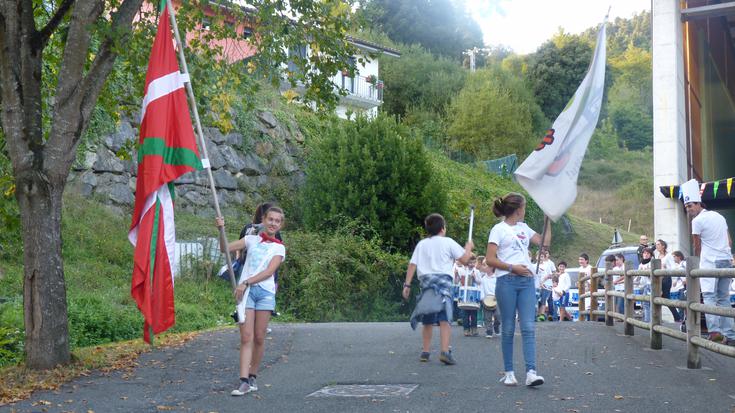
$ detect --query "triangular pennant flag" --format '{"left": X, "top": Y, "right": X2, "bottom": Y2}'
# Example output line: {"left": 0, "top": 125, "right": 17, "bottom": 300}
{"left": 728, "top": 178, "right": 733, "bottom": 196}
{"left": 700, "top": 183, "right": 706, "bottom": 196}
{"left": 129, "top": 3, "right": 202, "bottom": 344}
{"left": 713, "top": 180, "right": 720, "bottom": 198}
{"left": 669, "top": 186, "right": 674, "bottom": 199}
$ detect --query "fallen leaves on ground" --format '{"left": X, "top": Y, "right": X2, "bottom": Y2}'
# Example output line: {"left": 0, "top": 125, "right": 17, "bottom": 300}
{"left": 614, "top": 395, "right": 624, "bottom": 400}
{"left": 0, "top": 329, "right": 206, "bottom": 405}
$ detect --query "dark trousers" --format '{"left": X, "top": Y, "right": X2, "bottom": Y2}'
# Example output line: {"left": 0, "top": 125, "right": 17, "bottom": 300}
{"left": 482, "top": 302, "right": 500, "bottom": 333}
{"left": 462, "top": 309, "right": 478, "bottom": 329}
{"left": 662, "top": 277, "right": 682, "bottom": 321}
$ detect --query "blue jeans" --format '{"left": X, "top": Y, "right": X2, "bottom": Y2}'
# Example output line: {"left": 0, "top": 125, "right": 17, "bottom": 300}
{"left": 642, "top": 285, "right": 651, "bottom": 322}
{"left": 702, "top": 260, "right": 735, "bottom": 339}
{"left": 496, "top": 275, "right": 537, "bottom": 372}
{"left": 615, "top": 292, "right": 625, "bottom": 315}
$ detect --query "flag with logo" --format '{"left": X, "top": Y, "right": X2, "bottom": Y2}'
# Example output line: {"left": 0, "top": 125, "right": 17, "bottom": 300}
{"left": 129, "top": 2, "right": 202, "bottom": 343}
{"left": 514, "top": 17, "right": 607, "bottom": 222}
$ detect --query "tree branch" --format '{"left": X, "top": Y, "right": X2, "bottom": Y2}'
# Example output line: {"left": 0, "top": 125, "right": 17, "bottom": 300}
{"left": 35, "top": 0, "right": 76, "bottom": 49}
{"left": 47, "top": 0, "right": 143, "bottom": 174}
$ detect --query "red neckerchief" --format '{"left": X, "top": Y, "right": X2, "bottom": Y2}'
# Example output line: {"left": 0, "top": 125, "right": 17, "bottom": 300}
{"left": 260, "top": 232, "right": 283, "bottom": 245}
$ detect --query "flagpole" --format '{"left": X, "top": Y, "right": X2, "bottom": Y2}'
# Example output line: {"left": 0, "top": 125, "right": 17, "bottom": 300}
{"left": 165, "top": 0, "right": 238, "bottom": 294}
{"left": 535, "top": 216, "right": 551, "bottom": 275}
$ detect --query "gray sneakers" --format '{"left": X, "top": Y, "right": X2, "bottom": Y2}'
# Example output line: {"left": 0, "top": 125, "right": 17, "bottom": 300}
{"left": 231, "top": 377, "right": 258, "bottom": 396}
{"left": 439, "top": 351, "right": 456, "bottom": 365}
{"left": 231, "top": 381, "right": 252, "bottom": 396}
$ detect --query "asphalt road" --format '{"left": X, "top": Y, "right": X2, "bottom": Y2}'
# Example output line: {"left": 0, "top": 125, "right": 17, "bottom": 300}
{"left": 3, "top": 321, "right": 735, "bottom": 413}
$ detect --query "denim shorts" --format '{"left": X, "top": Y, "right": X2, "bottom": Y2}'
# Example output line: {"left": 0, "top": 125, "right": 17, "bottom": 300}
{"left": 422, "top": 309, "right": 449, "bottom": 326}
{"left": 558, "top": 292, "right": 570, "bottom": 307}
{"left": 246, "top": 285, "right": 276, "bottom": 311}
{"left": 538, "top": 288, "right": 552, "bottom": 305}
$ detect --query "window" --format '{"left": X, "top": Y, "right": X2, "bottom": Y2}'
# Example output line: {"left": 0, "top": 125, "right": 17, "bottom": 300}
{"left": 287, "top": 45, "right": 308, "bottom": 74}
{"left": 341, "top": 57, "right": 356, "bottom": 93}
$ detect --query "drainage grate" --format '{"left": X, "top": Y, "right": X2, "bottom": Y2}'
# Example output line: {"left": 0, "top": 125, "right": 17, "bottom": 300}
{"left": 307, "top": 384, "right": 419, "bottom": 398}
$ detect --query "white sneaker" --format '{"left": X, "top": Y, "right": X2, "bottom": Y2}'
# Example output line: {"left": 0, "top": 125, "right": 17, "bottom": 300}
{"left": 499, "top": 371, "right": 517, "bottom": 386}
{"left": 525, "top": 369, "right": 544, "bottom": 387}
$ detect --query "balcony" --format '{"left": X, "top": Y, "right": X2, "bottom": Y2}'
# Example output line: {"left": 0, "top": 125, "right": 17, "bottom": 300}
{"left": 336, "top": 74, "right": 383, "bottom": 109}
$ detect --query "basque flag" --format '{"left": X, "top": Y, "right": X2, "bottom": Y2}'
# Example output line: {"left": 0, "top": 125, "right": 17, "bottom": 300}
{"left": 129, "top": 2, "right": 202, "bottom": 343}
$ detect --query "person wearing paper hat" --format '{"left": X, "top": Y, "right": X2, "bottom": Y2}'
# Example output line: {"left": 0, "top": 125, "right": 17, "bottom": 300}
{"left": 682, "top": 179, "right": 735, "bottom": 344}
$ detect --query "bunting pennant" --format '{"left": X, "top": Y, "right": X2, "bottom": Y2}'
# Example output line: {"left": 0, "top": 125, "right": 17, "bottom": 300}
{"left": 728, "top": 178, "right": 733, "bottom": 196}
{"left": 713, "top": 180, "right": 720, "bottom": 198}
{"left": 669, "top": 186, "right": 674, "bottom": 199}
{"left": 129, "top": 3, "right": 202, "bottom": 344}
{"left": 700, "top": 183, "right": 706, "bottom": 196}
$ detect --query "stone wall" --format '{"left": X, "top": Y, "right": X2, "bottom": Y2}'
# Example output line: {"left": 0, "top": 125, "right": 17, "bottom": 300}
{"left": 67, "top": 110, "right": 306, "bottom": 215}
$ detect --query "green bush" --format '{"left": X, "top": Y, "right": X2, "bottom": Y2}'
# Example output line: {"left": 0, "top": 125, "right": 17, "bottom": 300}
{"left": 379, "top": 44, "right": 467, "bottom": 116}
{"left": 302, "top": 114, "right": 446, "bottom": 251}
{"left": 0, "top": 298, "right": 23, "bottom": 367}
{"left": 446, "top": 66, "right": 548, "bottom": 161}
{"left": 67, "top": 294, "right": 141, "bottom": 348}
{"left": 278, "top": 230, "right": 408, "bottom": 321}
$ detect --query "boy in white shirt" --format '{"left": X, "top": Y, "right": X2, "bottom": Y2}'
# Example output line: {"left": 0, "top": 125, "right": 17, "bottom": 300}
{"left": 477, "top": 256, "right": 500, "bottom": 338}
{"left": 553, "top": 262, "right": 572, "bottom": 321}
{"left": 403, "top": 213, "right": 474, "bottom": 364}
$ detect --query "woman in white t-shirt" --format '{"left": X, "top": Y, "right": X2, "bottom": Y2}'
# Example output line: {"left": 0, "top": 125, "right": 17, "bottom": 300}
{"left": 637, "top": 248, "right": 653, "bottom": 322}
{"left": 655, "top": 239, "right": 682, "bottom": 322}
{"left": 216, "top": 207, "right": 286, "bottom": 396}
{"left": 485, "top": 193, "right": 550, "bottom": 387}
{"left": 612, "top": 254, "right": 626, "bottom": 315}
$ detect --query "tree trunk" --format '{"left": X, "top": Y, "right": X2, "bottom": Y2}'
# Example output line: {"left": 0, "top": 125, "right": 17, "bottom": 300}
{"left": 17, "top": 171, "right": 70, "bottom": 368}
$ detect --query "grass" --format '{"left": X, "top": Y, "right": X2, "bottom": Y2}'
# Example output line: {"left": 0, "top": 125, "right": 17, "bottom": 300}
{"left": 0, "top": 195, "right": 239, "bottom": 368}
{"left": 573, "top": 149, "right": 654, "bottom": 236}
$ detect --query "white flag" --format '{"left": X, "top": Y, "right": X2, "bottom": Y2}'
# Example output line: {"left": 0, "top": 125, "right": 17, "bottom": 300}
{"left": 514, "top": 17, "right": 607, "bottom": 222}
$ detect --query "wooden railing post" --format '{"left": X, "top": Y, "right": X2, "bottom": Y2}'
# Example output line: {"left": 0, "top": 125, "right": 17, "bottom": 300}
{"left": 605, "top": 261, "right": 614, "bottom": 327}
{"left": 686, "top": 257, "right": 701, "bottom": 369}
{"left": 590, "top": 274, "right": 599, "bottom": 322}
{"left": 578, "top": 275, "right": 587, "bottom": 321}
{"left": 650, "top": 259, "right": 662, "bottom": 349}
{"left": 624, "top": 261, "right": 635, "bottom": 336}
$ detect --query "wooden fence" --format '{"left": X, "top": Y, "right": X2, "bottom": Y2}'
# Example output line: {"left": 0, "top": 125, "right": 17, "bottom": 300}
{"left": 577, "top": 257, "right": 735, "bottom": 368}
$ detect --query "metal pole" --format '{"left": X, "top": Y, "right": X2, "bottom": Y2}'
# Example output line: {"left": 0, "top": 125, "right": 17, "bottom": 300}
{"left": 535, "top": 216, "right": 550, "bottom": 274}
{"left": 166, "top": 0, "right": 238, "bottom": 293}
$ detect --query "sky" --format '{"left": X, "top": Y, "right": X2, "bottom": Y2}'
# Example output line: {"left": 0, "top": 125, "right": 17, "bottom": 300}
{"left": 465, "top": 0, "right": 650, "bottom": 54}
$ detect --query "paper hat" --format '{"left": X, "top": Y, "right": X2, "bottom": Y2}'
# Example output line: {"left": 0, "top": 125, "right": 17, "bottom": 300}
{"left": 680, "top": 179, "right": 701, "bottom": 204}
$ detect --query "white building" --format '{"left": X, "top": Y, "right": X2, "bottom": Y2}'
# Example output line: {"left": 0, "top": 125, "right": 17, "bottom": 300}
{"left": 285, "top": 36, "right": 400, "bottom": 119}
{"left": 652, "top": 0, "right": 735, "bottom": 255}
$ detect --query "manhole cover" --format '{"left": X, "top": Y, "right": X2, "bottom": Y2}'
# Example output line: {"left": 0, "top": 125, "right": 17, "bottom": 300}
{"left": 307, "top": 384, "right": 418, "bottom": 398}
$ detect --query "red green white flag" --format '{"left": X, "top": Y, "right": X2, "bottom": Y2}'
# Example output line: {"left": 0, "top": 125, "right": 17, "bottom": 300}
{"left": 129, "top": 2, "right": 202, "bottom": 344}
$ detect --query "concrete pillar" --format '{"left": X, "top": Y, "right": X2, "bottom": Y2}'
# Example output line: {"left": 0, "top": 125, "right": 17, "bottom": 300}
{"left": 652, "top": 0, "right": 691, "bottom": 256}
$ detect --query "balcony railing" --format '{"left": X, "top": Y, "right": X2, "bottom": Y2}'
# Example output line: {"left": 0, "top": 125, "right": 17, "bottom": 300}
{"left": 336, "top": 74, "right": 383, "bottom": 102}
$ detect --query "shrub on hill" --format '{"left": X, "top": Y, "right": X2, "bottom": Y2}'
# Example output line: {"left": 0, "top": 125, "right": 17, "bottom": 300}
{"left": 278, "top": 229, "right": 408, "bottom": 321}
{"left": 302, "top": 114, "right": 446, "bottom": 251}
{"left": 446, "top": 66, "right": 547, "bottom": 161}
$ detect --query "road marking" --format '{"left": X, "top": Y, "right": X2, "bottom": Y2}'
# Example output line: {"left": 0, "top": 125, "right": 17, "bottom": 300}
{"left": 307, "top": 384, "right": 419, "bottom": 398}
